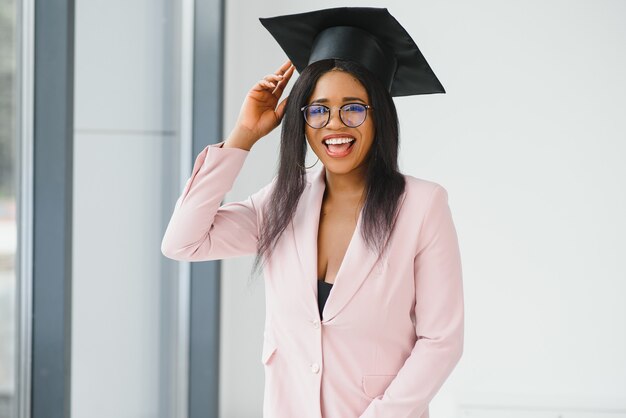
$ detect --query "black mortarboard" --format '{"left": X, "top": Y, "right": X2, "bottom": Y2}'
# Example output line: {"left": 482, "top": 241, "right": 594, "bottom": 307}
{"left": 259, "top": 7, "right": 445, "bottom": 97}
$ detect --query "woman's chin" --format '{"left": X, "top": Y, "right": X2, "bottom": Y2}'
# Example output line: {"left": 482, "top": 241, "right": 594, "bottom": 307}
{"left": 323, "top": 162, "right": 366, "bottom": 177}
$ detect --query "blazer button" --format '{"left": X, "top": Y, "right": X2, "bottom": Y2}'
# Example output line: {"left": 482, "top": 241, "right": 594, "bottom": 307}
{"left": 312, "top": 319, "right": 320, "bottom": 329}
{"left": 310, "top": 363, "right": 320, "bottom": 374}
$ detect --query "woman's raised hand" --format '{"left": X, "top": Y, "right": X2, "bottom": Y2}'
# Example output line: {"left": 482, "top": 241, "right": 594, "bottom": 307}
{"left": 226, "top": 60, "right": 296, "bottom": 149}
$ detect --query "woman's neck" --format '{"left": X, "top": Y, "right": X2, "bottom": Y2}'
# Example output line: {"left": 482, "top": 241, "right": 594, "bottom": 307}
{"left": 323, "top": 166, "right": 367, "bottom": 202}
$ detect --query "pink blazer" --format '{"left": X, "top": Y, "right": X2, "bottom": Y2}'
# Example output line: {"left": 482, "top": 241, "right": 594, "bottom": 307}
{"left": 161, "top": 140, "right": 464, "bottom": 418}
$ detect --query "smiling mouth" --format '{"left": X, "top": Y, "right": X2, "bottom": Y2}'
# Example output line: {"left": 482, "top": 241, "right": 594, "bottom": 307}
{"left": 322, "top": 138, "right": 356, "bottom": 157}
{"left": 323, "top": 140, "right": 355, "bottom": 149}
{"left": 323, "top": 137, "right": 356, "bottom": 149}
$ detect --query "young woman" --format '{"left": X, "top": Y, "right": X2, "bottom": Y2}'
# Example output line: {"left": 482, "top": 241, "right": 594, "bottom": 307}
{"left": 162, "top": 7, "right": 464, "bottom": 418}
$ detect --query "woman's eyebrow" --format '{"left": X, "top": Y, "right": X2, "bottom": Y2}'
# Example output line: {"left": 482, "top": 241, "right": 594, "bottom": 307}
{"left": 310, "top": 96, "right": 367, "bottom": 103}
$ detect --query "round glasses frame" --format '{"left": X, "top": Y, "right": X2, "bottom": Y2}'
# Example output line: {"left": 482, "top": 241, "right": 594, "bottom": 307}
{"left": 300, "top": 103, "right": 374, "bottom": 129}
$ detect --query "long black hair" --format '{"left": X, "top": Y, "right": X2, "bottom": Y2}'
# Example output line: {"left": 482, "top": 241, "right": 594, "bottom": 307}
{"left": 248, "top": 59, "right": 406, "bottom": 281}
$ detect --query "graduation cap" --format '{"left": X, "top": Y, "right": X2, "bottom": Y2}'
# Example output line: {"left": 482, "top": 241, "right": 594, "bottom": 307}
{"left": 259, "top": 7, "right": 445, "bottom": 97}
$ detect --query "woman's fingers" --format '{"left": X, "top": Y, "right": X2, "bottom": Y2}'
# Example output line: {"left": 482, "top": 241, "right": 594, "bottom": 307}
{"left": 253, "top": 63, "right": 294, "bottom": 95}
{"left": 275, "top": 96, "right": 289, "bottom": 121}
{"left": 263, "top": 74, "right": 284, "bottom": 83}
{"left": 248, "top": 62, "right": 294, "bottom": 115}
{"left": 271, "top": 64, "right": 295, "bottom": 98}
{"left": 251, "top": 78, "right": 276, "bottom": 92}
{"left": 262, "top": 79, "right": 276, "bottom": 88}
{"left": 274, "top": 59, "right": 292, "bottom": 76}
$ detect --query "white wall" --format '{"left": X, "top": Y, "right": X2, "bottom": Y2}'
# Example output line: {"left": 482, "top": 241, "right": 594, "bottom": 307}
{"left": 72, "top": 0, "right": 181, "bottom": 417}
{"left": 221, "top": 0, "right": 626, "bottom": 416}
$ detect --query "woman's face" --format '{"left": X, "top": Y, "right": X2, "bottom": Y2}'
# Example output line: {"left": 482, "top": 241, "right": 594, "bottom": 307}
{"left": 304, "top": 69, "right": 375, "bottom": 176}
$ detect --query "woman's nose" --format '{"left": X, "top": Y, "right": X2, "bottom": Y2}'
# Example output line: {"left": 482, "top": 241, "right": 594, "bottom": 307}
{"left": 326, "top": 109, "right": 344, "bottom": 129}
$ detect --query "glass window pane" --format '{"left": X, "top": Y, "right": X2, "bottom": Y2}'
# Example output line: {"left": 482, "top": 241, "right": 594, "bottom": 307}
{"left": 0, "top": 0, "right": 17, "bottom": 416}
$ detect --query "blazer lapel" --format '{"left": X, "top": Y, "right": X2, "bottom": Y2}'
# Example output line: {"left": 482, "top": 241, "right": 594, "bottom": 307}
{"left": 291, "top": 165, "right": 384, "bottom": 322}
{"left": 291, "top": 167, "right": 324, "bottom": 315}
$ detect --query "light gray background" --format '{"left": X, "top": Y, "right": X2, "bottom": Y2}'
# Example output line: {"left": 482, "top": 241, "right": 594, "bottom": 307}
{"left": 70, "top": 0, "right": 626, "bottom": 417}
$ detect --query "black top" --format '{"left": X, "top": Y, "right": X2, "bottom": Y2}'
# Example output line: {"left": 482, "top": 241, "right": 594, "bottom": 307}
{"left": 317, "top": 280, "right": 333, "bottom": 320}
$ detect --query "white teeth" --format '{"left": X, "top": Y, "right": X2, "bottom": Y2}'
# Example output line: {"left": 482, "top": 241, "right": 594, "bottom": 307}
{"left": 324, "top": 137, "right": 355, "bottom": 145}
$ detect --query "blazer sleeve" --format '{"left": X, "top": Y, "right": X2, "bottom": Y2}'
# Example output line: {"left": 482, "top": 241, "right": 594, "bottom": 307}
{"left": 161, "top": 140, "right": 275, "bottom": 261}
{"left": 359, "top": 184, "right": 464, "bottom": 418}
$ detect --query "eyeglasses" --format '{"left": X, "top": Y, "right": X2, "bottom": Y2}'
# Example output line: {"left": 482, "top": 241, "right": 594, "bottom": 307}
{"left": 300, "top": 103, "right": 373, "bottom": 129}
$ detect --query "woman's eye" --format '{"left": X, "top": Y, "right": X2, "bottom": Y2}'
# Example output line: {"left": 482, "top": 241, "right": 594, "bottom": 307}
{"left": 343, "top": 104, "right": 365, "bottom": 113}
{"left": 309, "top": 106, "right": 327, "bottom": 115}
